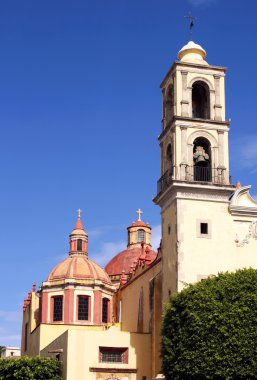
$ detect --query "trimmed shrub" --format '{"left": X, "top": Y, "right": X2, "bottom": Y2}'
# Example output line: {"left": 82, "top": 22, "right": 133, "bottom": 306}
{"left": 0, "top": 356, "right": 62, "bottom": 380}
{"left": 161, "top": 268, "right": 257, "bottom": 380}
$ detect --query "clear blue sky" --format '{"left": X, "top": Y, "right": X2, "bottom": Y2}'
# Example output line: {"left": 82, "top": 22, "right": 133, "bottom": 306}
{"left": 1, "top": 0, "right": 257, "bottom": 347}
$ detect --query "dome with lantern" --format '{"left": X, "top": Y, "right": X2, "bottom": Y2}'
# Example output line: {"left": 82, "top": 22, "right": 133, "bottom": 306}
{"left": 105, "top": 209, "right": 157, "bottom": 284}
{"left": 39, "top": 210, "right": 114, "bottom": 326}
{"left": 47, "top": 213, "right": 111, "bottom": 285}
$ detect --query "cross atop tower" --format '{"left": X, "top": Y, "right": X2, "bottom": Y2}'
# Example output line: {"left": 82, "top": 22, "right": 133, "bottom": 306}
{"left": 184, "top": 12, "right": 196, "bottom": 39}
{"left": 136, "top": 208, "right": 143, "bottom": 221}
{"left": 77, "top": 208, "right": 82, "bottom": 219}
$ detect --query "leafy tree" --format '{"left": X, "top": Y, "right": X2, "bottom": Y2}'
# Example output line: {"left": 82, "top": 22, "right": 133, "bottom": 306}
{"left": 0, "top": 348, "right": 4, "bottom": 358}
{"left": 161, "top": 268, "right": 257, "bottom": 380}
{"left": 0, "top": 356, "right": 62, "bottom": 380}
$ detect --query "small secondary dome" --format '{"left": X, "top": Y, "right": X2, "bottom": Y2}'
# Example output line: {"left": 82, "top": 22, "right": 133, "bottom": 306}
{"left": 105, "top": 209, "right": 157, "bottom": 280}
{"left": 178, "top": 41, "right": 208, "bottom": 65}
{"left": 105, "top": 246, "right": 157, "bottom": 277}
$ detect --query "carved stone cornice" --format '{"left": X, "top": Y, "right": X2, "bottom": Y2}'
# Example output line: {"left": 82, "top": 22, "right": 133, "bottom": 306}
{"left": 154, "top": 180, "right": 234, "bottom": 210}
{"left": 229, "top": 185, "right": 257, "bottom": 217}
{"left": 160, "top": 61, "right": 226, "bottom": 88}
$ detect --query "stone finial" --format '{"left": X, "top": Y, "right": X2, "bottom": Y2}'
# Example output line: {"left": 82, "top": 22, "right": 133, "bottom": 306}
{"left": 120, "top": 270, "right": 127, "bottom": 285}
{"left": 139, "top": 243, "right": 146, "bottom": 265}
{"left": 236, "top": 181, "right": 242, "bottom": 189}
{"left": 133, "top": 260, "right": 138, "bottom": 271}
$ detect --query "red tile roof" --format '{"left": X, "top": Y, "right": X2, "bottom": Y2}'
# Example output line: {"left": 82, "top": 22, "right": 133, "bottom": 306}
{"left": 105, "top": 246, "right": 157, "bottom": 276}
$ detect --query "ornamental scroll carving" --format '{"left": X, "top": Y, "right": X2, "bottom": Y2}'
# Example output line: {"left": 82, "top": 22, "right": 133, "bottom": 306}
{"left": 235, "top": 222, "right": 257, "bottom": 247}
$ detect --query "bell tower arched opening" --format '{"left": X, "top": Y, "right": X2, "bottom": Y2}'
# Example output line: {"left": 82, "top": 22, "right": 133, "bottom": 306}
{"left": 193, "top": 137, "right": 211, "bottom": 182}
{"left": 165, "top": 84, "right": 174, "bottom": 125}
{"left": 164, "top": 144, "right": 173, "bottom": 174}
{"left": 192, "top": 81, "right": 210, "bottom": 119}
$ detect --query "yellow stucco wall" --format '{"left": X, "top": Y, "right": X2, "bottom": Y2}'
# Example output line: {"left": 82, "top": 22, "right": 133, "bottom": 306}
{"left": 40, "top": 331, "right": 68, "bottom": 379}
{"left": 41, "top": 325, "right": 151, "bottom": 380}
{"left": 118, "top": 260, "right": 162, "bottom": 377}
{"left": 160, "top": 189, "right": 257, "bottom": 301}
{"left": 161, "top": 202, "right": 177, "bottom": 303}
{"left": 176, "top": 196, "right": 257, "bottom": 291}
{"left": 151, "top": 272, "right": 163, "bottom": 377}
{"left": 22, "top": 317, "right": 105, "bottom": 357}
{"left": 21, "top": 292, "right": 40, "bottom": 356}
{"left": 119, "top": 261, "right": 161, "bottom": 334}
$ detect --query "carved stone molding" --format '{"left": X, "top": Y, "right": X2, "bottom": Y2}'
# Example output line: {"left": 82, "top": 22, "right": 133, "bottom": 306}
{"left": 235, "top": 222, "right": 257, "bottom": 247}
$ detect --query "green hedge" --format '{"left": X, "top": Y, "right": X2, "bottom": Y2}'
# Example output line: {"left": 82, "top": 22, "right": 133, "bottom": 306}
{"left": 161, "top": 268, "right": 257, "bottom": 380}
{"left": 0, "top": 357, "right": 62, "bottom": 380}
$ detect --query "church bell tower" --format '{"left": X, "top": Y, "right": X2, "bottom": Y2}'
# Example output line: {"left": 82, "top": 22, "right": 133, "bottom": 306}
{"left": 154, "top": 41, "right": 235, "bottom": 302}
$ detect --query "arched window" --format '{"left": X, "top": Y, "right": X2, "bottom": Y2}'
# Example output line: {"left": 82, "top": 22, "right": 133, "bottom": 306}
{"left": 193, "top": 137, "right": 211, "bottom": 182}
{"left": 165, "top": 84, "right": 174, "bottom": 123}
{"left": 137, "top": 229, "right": 145, "bottom": 243}
{"left": 77, "top": 239, "right": 82, "bottom": 251}
{"left": 192, "top": 81, "right": 210, "bottom": 119}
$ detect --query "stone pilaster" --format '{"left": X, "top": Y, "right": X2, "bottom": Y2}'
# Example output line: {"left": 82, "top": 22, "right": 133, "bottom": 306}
{"left": 180, "top": 126, "right": 187, "bottom": 164}
{"left": 180, "top": 71, "right": 189, "bottom": 117}
{"left": 217, "top": 130, "right": 224, "bottom": 167}
{"left": 214, "top": 75, "right": 222, "bottom": 121}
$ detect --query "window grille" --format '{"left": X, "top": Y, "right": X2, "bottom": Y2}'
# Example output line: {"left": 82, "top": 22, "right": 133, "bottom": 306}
{"left": 102, "top": 298, "right": 108, "bottom": 323}
{"left": 77, "top": 239, "right": 82, "bottom": 251}
{"left": 78, "top": 296, "right": 89, "bottom": 320}
{"left": 53, "top": 296, "right": 63, "bottom": 321}
{"left": 137, "top": 229, "right": 145, "bottom": 243}
{"left": 99, "top": 347, "right": 128, "bottom": 363}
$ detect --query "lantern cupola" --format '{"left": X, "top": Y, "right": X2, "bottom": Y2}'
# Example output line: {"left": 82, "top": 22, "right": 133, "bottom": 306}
{"left": 69, "top": 209, "right": 88, "bottom": 256}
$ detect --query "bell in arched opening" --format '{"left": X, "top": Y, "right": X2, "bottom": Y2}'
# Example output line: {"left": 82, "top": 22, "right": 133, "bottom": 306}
{"left": 192, "top": 81, "right": 210, "bottom": 119}
{"left": 193, "top": 137, "right": 211, "bottom": 182}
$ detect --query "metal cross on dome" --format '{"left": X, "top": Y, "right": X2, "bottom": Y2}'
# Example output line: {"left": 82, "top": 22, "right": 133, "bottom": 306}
{"left": 184, "top": 12, "right": 196, "bottom": 39}
{"left": 136, "top": 208, "right": 143, "bottom": 221}
{"left": 77, "top": 208, "right": 82, "bottom": 218}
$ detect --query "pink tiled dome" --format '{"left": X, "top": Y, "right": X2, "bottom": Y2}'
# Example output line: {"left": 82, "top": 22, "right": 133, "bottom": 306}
{"left": 48, "top": 255, "right": 111, "bottom": 284}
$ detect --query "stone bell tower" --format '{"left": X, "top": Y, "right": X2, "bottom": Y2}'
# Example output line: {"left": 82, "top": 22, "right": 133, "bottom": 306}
{"left": 154, "top": 41, "right": 235, "bottom": 302}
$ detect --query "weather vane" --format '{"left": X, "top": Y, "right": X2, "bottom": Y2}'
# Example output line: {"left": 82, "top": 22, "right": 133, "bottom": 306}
{"left": 184, "top": 12, "right": 196, "bottom": 40}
